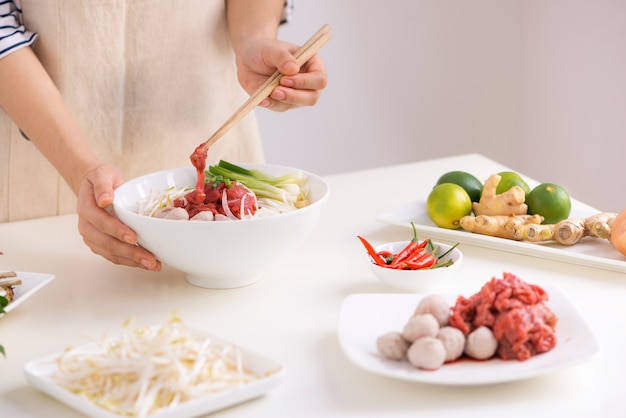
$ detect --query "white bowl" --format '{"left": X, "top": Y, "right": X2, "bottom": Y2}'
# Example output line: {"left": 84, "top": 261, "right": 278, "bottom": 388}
{"left": 113, "top": 164, "right": 329, "bottom": 289}
{"left": 365, "top": 241, "right": 463, "bottom": 293}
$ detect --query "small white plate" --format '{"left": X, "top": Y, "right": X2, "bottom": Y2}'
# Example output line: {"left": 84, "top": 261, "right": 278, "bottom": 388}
{"left": 24, "top": 330, "right": 285, "bottom": 418}
{"left": 2, "top": 272, "right": 55, "bottom": 313}
{"left": 376, "top": 198, "right": 626, "bottom": 273}
{"left": 337, "top": 287, "right": 598, "bottom": 385}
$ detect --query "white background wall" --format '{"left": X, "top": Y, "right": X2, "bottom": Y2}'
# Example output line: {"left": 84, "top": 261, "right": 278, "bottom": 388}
{"left": 258, "top": 0, "right": 626, "bottom": 212}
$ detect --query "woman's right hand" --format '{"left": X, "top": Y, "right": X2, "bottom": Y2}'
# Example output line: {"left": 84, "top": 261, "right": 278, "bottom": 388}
{"left": 76, "top": 164, "right": 162, "bottom": 272}
{"left": 234, "top": 38, "right": 328, "bottom": 112}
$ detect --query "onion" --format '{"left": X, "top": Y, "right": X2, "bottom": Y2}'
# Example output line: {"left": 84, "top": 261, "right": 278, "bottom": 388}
{"left": 609, "top": 208, "right": 626, "bottom": 256}
{"left": 221, "top": 189, "right": 239, "bottom": 220}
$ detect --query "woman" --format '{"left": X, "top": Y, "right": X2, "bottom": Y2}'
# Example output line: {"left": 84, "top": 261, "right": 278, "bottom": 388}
{"left": 0, "top": 0, "right": 327, "bottom": 272}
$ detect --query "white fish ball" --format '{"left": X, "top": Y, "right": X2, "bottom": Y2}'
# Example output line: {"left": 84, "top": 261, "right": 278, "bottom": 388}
{"left": 407, "top": 336, "right": 447, "bottom": 370}
{"left": 415, "top": 294, "right": 450, "bottom": 327}
{"left": 465, "top": 326, "right": 498, "bottom": 360}
{"left": 402, "top": 313, "right": 439, "bottom": 343}
{"left": 436, "top": 326, "right": 466, "bottom": 362}
{"left": 191, "top": 211, "right": 215, "bottom": 221}
{"left": 153, "top": 207, "right": 174, "bottom": 218}
{"left": 155, "top": 207, "right": 189, "bottom": 220}
{"left": 376, "top": 331, "right": 410, "bottom": 361}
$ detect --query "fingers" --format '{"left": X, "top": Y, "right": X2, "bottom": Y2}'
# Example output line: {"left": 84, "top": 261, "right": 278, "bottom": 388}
{"left": 78, "top": 213, "right": 162, "bottom": 271}
{"left": 88, "top": 163, "right": 120, "bottom": 208}
{"left": 76, "top": 165, "right": 162, "bottom": 272}
{"left": 271, "top": 47, "right": 300, "bottom": 76}
{"left": 263, "top": 54, "right": 328, "bottom": 112}
{"left": 282, "top": 54, "right": 328, "bottom": 90}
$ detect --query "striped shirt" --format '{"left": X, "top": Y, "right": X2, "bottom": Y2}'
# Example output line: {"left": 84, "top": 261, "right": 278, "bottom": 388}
{"left": 281, "top": 0, "right": 294, "bottom": 24}
{"left": 0, "top": 0, "right": 36, "bottom": 59}
{"left": 0, "top": 0, "right": 294, "bottom": 60}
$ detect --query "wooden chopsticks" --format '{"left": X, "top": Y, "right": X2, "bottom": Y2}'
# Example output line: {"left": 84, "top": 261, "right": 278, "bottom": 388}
{"left": 196, "top": 24, "right": 332, "bottom": 153}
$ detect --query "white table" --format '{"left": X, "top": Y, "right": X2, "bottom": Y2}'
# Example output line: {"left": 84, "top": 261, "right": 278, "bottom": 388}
{"left": 1, "top": 154, "right": 624, "bottom": 418}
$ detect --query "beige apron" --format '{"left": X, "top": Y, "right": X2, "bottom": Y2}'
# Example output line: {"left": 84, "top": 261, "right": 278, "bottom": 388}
{"left": 0, "top": 0, "right": 264, "bottom": 222}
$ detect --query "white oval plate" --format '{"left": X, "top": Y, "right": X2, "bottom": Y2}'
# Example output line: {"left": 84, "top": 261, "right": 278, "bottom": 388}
{"left": 337, "top": 287, "right": 598, "bottom": 385}
{"left": 376, "top": 198, "right": 626, "bottom": 274}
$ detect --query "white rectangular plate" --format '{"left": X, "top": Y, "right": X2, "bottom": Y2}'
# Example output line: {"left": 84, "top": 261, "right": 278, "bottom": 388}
{"left": 376, "top": 198, "right": 626, "bottom": 273}
{"left": 337, "top": 288, "right": 598, "bottom": 385}
{"left": 24, "top": 330, "right": 285, "bottom": 418}
{"left": 2, "top": 272, "right": 55, "bottom": 313}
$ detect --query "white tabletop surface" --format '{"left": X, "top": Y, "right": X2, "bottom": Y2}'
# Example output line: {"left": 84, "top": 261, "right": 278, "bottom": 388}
{"left": 1, "top": 153, "right": 625, "bottom": 418}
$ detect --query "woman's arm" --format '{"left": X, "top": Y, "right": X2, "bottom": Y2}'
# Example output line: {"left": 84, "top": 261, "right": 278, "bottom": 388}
{"left": 0, "top": 47, "right": 101, "bottom": 194}
{"left": 0, "top": 48, "right": 161, "bottom": 271}
{"left": 225, "top": 0, "right": 285, "bottom": 46}
{"left": 1, "top": 1, "right": 99, "bottom": 192}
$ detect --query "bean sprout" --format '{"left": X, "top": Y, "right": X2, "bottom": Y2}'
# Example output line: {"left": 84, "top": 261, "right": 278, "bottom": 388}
{"left": 54, "top": 316, "right": 258, "bottom": 417}
{"left": 136, "top": 186, "right": 191, "bottom": 218}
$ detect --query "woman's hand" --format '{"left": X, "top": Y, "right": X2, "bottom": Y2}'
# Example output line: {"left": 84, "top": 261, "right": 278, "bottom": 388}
{"left": 76, "top": 164, "right": 162, "bottom": 272}
{"left": 235, "top": 38, "right": 328, "bottom": 112}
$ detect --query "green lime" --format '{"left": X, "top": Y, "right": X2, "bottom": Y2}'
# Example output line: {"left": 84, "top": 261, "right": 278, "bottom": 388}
{"left": 526, "top": 183, "right": 572, "bottom": 224}
{"left": 435, "top": 171, "right": 482, "bottom": 203}
{"left": 427, "top": 183, "right": 473, "bottom": 229}
{"left": 495, "top": 171, "right": 531, "bottom": 199}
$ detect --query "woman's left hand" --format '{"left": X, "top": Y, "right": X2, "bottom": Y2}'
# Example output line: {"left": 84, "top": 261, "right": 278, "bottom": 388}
{"left": 76, "top": 164, "right": 162, "bottom": 272}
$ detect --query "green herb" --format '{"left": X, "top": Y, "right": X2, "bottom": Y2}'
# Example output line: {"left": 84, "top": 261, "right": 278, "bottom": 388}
{"left": 207, "top": 160, "right": 308, "bottom": 204}
{"left": 436, "top": 242, "right": 460, "bottom": 260}
{"left": 428, "top": 242, "right": 460, "bottom": 269}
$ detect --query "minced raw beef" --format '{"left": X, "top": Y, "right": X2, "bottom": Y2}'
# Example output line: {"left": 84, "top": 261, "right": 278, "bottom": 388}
{"left": 174, "top": 180, "right": 257, "bottom": 219}
{"left": 449, "top": 272, "right": 558, "bottom": 361}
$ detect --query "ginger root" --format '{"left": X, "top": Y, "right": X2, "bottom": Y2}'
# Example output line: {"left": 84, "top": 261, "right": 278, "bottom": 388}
{"left": 512, "top": 212, "right": 617, "bottom": 245}
{"left": 472, "top": 174, "right": 528, "bottom": 216}
{"left": 512, "top": 219, "right": 584, "bottom": 245}
{"left": 460, "top": 214, "right": 543, "bottom": 239}
{"left": 584, "top": 212, "right": 615, "bottom": 239}
{"left": 512, "top": 223, "right": 556, "bottom": 242}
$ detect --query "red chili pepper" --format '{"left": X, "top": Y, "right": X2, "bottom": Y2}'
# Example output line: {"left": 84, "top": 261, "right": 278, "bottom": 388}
{"left": 377, "top": 250, "right": 394, "bottom": 264}
{"left": 405, "top": 247, "right": 427, "bottom": 263}
{"left": 357, "top": 236, "right": 386, "bottom": 267}
{"left": 389, "top": 223, "right": 427, "bottom": 268}
{"left": 400, "top": 252, "right": 437, "bottom": 270}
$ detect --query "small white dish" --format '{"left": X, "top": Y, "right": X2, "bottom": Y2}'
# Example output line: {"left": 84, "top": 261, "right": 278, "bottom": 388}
{"left": 364, "top": 241, "right": 462, "bottom": 293}
{"left": 24, "top": 329, "right": 285, "bottom": 418}
{"left": 337, "top": 287, "right": 598, "bottom": 385}
{"left": 2, "top": 272, "right": 55, "bottom": 313}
